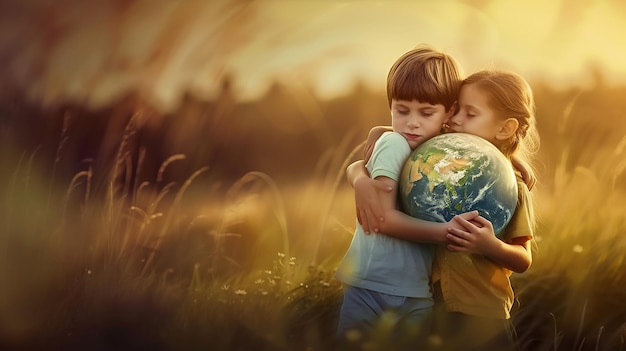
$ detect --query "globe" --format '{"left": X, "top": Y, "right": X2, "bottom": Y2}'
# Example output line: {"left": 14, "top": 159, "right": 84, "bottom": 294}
{"left": 399, "top": 133, "right": 518, "bottom": 238}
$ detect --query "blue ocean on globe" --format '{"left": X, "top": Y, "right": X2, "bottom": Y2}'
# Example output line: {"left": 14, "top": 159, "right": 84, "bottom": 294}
{"left": 399, "top": 133, "right": 518, "bottom": 238}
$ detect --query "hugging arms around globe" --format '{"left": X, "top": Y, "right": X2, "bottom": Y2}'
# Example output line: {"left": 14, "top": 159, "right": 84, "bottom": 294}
{"left": 398, "top": 133, "right": 518, "bottom": 239}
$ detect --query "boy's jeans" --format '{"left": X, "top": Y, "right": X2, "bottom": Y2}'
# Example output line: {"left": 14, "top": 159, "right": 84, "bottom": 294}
{"left": 337, "top": 285, "right": 433, "bottom": 339}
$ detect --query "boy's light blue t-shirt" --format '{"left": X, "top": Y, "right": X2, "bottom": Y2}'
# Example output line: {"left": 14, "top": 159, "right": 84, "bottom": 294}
{"left": 335, "top": 132, "right": 434, "bottom": 298}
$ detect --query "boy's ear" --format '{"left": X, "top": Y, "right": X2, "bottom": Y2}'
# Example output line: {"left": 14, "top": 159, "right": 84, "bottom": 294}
{"left": 448, "top": 101, "right": 458, "bottom": 117}
{"left": 495, "top": 118, "right": 519, "bottom": 140}
{"left": 444, "top": 104, "right": 456, "bottom": 120}
{"left": 453, "top": 101, "right": 459, "bottom": 115}
{"left": 441, "top": 107, "right": 455, "bottom": 130}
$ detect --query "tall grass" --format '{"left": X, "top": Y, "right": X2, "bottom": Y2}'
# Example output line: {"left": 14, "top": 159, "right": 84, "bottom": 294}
{"left": 0, "top": 122, "right": 349, "bottom": 350}
{"left": 511, "top": 150, "right": 626, "bottom": 351}
{"left": 1, "top": 91, "right": 625, "bottom": 350}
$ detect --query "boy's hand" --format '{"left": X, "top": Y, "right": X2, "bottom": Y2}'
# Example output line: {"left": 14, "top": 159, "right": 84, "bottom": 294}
{"left": 446, "top": 215, "right": 498, "bottom": 255}
{"left": 511, "top": 155, "right": 535, "bottom": 190}
{"left": 354, "top": 176, "right": 391, "bottom": 234}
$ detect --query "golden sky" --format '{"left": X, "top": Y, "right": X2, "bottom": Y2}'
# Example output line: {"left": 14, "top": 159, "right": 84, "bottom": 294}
{"left": 2, "top": 0, "right": 626, "bottom": 111}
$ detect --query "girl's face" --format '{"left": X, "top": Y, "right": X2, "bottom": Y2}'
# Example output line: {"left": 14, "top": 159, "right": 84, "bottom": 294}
{"left": 447, "top": 83, "right": 506, "bottom": 145}
{"left": 390, "top": 99, "right": 451, "bottom": 149}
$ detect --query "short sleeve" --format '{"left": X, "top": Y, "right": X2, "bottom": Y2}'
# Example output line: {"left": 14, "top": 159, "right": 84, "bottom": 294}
{"left": 502, "top": 176, "right": 534, "bottom": 241}
{"left": 366, "top": 132, "right": 412, "bottom": 182}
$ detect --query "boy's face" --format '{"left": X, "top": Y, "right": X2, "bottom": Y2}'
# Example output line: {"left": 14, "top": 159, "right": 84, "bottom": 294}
{"left": 391, "top": 99, "right": 451, "bottom": 149}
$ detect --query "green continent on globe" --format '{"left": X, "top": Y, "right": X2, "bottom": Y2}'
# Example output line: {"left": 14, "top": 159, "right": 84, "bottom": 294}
{"left": 399, "top": 133, "right": 518, "bottom": 238}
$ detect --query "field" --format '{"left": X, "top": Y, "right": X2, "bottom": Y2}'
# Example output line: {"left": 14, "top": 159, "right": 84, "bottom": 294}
{"left": 0, "top": 78, "right": 625, "bottom": 351}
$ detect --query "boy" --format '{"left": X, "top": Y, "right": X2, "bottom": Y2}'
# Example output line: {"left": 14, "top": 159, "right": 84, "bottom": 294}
{"left": 334, "top": 44, "right": 476, "bottom": 342}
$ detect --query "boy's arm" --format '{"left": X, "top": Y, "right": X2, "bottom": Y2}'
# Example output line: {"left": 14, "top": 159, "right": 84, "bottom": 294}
{"left": 446, "top": 216, "right": 532, "bottom": 273}
{"left": 373, "top": 175, "right": 478, "bottom": 244}
{"left": 511, "top": 155, "right": 535, "bottom": 190}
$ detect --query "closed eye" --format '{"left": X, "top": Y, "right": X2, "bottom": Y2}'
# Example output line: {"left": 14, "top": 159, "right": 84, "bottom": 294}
{"left": 395, "top": 108, "right": 410, "bottom": 115}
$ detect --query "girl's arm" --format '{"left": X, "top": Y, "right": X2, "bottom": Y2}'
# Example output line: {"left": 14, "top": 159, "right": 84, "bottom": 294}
{"left": 346, "top": 125, "right": 394, "bottom": 233}
{"left": 446, "top": 216, "right": 532, "bottom": 273}
{"left": 364, "top": 126, "right": 393, "bottom": 163}
{"left": 371, "top": 174, "right": 478, "bottom": 244}
{"left": 346, "top": 160, "right": 390, "bottom": 234}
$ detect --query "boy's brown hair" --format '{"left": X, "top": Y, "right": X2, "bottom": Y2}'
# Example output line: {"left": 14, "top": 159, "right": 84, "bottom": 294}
{"left": 386, "top": 44, "right": 463, "bottom": 113}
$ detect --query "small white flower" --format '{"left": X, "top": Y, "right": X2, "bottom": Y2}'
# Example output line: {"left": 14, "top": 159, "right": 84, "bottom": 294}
{"left": 277, "top": 252, "right": 286, "bottom": 258}
{"left": 573, "top": 245, "right": 583, "bottom": 253}
{"left": 254, "top": 279, "right": 265, "bottom": 284}
{"left": 234, "top": 289, "right": 247, "bottom": 295}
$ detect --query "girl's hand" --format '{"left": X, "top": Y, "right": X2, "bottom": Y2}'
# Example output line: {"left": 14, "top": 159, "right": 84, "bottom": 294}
{"left": 364, "top": 126, "right": 392, "bottom": 163}
{"left": 439, "top": 211, "right": 479, "bottom": 244}
{"left": 446, "top": 215, "right": 499, "bottom": 255}
{"left": 354, "top": 176, "right": 391, "bottom": 234}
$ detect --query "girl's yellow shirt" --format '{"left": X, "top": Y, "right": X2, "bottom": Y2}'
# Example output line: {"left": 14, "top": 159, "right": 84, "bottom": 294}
{"left": 431, "top": 172, "right": 534, "bottom": 319}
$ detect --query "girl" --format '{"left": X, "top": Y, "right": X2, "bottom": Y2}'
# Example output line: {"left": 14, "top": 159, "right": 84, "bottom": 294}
{"left": 349, "top": 69, "right": 540, "bottom": 350}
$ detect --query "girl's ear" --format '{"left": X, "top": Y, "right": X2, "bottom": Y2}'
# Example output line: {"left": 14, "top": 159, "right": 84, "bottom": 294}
{"left": 495, "top": 118, "right": 519, "bottom": 141}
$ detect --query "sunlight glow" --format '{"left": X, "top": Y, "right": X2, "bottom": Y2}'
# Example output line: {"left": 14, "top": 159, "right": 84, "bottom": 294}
{"left": 2, "top": 0, "right": 626, "bottom": 110}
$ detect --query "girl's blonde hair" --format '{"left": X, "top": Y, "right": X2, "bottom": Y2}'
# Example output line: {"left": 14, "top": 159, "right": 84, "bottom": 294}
{"left": 464, "top": 70, "right": 540, "bottom": 228}
{"left": 463, "top": 70, "right": 540, "bottom": 163}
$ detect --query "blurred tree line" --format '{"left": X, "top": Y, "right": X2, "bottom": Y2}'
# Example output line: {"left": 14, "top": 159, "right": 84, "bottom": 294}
{"left": 1, "top": 71, "right": 625, "bottom": 196}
